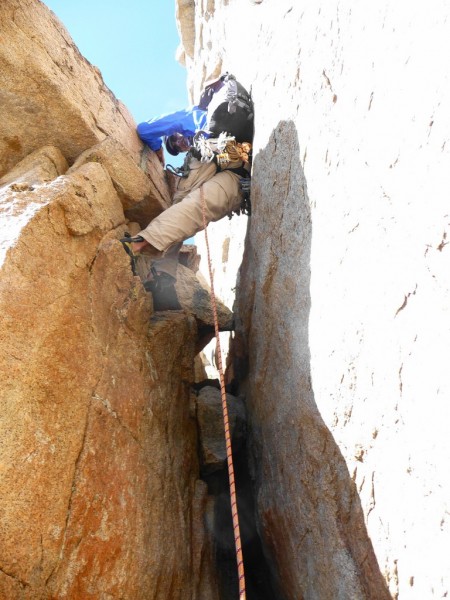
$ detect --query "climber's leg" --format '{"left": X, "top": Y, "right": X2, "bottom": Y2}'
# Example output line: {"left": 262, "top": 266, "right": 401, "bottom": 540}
{"left": 137, "top": 170, "right": 242, "bottom": 251}
{"left": 172, "top": 158, "right": 218, "bottom": 203}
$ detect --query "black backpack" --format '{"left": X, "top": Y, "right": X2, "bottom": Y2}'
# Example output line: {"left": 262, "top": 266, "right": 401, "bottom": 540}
{"left": 198, "top": 73, "right": 254, "bottom": 143}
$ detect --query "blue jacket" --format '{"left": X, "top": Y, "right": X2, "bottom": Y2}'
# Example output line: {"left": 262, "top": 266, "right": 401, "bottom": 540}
{"left": 136, "top": 106, "right": 207, "bottom": 151}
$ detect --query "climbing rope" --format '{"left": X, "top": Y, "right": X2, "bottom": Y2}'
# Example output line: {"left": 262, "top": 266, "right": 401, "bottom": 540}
{"left": 200, "top": 187, "right": 246, "bottom": 600}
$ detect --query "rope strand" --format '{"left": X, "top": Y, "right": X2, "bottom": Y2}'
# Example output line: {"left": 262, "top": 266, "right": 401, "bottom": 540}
{"left": 200, "top": 186, "right": 246, "bottom": 600}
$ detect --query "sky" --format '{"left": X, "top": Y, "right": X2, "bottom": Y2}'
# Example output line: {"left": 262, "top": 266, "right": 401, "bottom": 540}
{"left": 42, "top": 1, "right": 190, "bottom": 124}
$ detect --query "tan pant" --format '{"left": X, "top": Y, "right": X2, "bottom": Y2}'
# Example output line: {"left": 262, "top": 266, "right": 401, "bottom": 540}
{"left": 138, "top": 158, "right": 244, "bottom": 278}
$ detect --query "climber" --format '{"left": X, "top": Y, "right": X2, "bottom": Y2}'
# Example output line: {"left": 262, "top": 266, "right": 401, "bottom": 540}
{"left": 122, "top": 142, "right": 250, "bottom": 309}
{"left": 136, "top": 106, "right": 207, "bottom": 155}
{"left": 123, "top": 74, "right": 253, "bottom": 309}
{"left": 136, "top": 72, "right": 253, "bottom": 156}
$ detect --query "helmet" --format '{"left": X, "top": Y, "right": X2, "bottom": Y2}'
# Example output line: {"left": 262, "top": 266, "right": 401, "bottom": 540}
{"left": 164, "top": 133, "right": 192, "bottom": 156}
{"left": 164, "top": 134, "right": 180, "bottom": 156}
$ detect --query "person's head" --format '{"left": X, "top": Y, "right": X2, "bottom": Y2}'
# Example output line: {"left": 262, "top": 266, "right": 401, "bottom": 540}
{"left": 164, "top": 132, "right": 192, "bottom": 156}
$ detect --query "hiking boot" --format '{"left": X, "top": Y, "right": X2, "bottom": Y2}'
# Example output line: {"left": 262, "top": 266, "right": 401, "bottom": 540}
{"left": 144, "top": 269, "right": 182, "bottom": 311}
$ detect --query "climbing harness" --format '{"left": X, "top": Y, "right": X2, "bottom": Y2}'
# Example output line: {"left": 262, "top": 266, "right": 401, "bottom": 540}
{"left": 194, "top": 131, "right": 232, "bottom": 162}
{"left": 195, "top": 133, "right": 252, "bottom": 218}
{"left": 200, "top": 187, "right": 246, "bottom": 600}
{"left": 194, "top": 132, "right": 251, "bottom": 167}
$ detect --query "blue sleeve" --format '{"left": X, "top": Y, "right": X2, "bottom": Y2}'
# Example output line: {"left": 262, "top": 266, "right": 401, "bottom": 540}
{"left": 136, "top": 107, "right": 207, "bottom": 151}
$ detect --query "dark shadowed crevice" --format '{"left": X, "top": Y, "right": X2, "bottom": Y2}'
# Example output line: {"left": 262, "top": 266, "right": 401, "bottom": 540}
{"left": 201, "top": 437, "right": 281, "bottom": 600}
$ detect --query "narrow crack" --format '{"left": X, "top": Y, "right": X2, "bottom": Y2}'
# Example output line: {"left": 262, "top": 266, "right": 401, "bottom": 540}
{"left": 437, "top": 231, "right": 448, "bottom": 252}
{"left": 91, "top": 392, "right": 143, "bottom": 448}
{"left": 45, "top": 399, "right": 92, "bottom": 586}
{"left": 394, "top": 284, "right": 417, "bottom": 317}
{"left": 0, "top": 565, "right": 29, "bottom": 589}
{"left": 366, "top": 471, "right": 376, "bottom": 521}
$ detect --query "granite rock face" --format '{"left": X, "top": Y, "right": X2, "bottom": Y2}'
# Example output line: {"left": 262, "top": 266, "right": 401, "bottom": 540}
{"left": 68, "top": 138, "right": 171, "bottom": 227}
{"left": 0, "top": 1, "right": 220, "bottom": 598}
{"left": 0, "top": 145, "right": 69, "bottom": 189}
{"left": 0, "top": 157, "right": 218, "bottom": 599}
{"left": 0, "top": 0, "right": 170, "bottom": 223}
{"left": 177, "top": 1, "right": 450, "bottom": 599}
{"left": 0, "top": 0, "right": 136, "bottom": 175}
{"left": 196, "top": 386, "right": 246, "bottom": 475}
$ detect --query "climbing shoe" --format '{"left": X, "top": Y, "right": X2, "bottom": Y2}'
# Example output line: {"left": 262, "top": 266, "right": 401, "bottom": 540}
{"left": 144, "top": 268, "right": 182, "bottom": 311}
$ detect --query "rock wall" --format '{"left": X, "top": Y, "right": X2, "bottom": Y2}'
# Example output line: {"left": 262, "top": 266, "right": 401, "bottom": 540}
{"left": 0, "top": 161, "right": 214, "bottom": 600}
{"left": 0, "top": 0, "right": 137, "bottom": 176}
{"left": 0, "top": 1, "right": 219, "bottom": 598}
{"left": 177, "top": 1, "right": 450, "bottom": 599}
